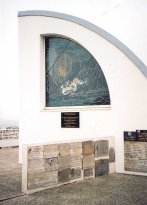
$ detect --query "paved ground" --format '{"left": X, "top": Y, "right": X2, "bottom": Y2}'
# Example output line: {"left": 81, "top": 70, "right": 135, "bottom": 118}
{"left": 0, "top": 148, "right": 147, "bottom": 205}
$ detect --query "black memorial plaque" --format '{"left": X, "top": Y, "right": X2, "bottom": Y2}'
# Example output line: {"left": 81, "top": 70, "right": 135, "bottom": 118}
{"left": 124, "top": 131, "right": 137, "bottom": 141}
{"left": 95, "top": 159, "right": 109, "bottom": 177}
{"left": 136, "top": 130, "right": 147, "bottom": 142}
{"left": 61, "top": 112, "right": 79, "bottom": 128}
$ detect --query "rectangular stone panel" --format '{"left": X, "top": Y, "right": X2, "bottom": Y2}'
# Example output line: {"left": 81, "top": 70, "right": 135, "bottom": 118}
{"left": 28, "top": 159, "right": 45, "bottom": 173}
{"left": 70, "top": 142, "right": 82, "bottom": 155}
{"left": 124, "top": 141, "right": 147, "bottom": 173}
{"left": 28, "top": 171, "right": 58, "bottom": 190}
{"left": 44, "top": 157, "right": 58, "bottom": 172}
{"left": 71, "top": 155, "right": 82, "bottom": 168}
{"left": 58, "top": 168, "right": 71, "bottom": 183}
{"left": 58, "top": 155, "right": 71, "bottom": 170}
{"left": 95, "top": 140, "right": 108, "bottom": 158}
{"left": 59, "top": 143, "right": 71, "bottom": 156}
{"left": 28, "top": 146, "right": 43, "bottom": 159}
{"left": 82, "top": 141, "right": 94, "bottom": 156}
{"left": 43, "top": 144, "right": 59, "bottom": 158}
{"left": 83, "top": 155, "right": 95, "bottom": 169}
{"left": 71, "top": 168, "right": 82, "bottom": 180}
{"left": 95, "top": 159, "right": 109, "bottom": 177}
{"left": 83, "top": 168, "right": 94, "bottom": 178}
{"left": 109, "top": 147, "right": 115, "bottom": 163}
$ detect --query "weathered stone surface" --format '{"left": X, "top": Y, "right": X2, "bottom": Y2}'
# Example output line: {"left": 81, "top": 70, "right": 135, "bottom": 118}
{"left": 28, "top": 171, "right": 58, "bottom": 189}
{"left": 71, "top": 155, "right": 82, "bottom": 168}
{"left": 58, "top": 155, "right": 71, "bottom": 170}
{"left": 28, "top": 159, "right": 45, "bottom": 173}
{"left": 82, "top": 141, "right": 94, "bottom": 156}
{"left": 71, "top": 142, "right": 82, "bottom": 155}
{"left": 44, "top": 157, "right": 58, "bottom": 172}
{"left": 83, "top": 155, "right": 95, "bottom": 169}
{"left": 95, "top": 140, "right": 108, "bottom": 158}
{"left": 59, "top": 143, "right": 71, "bottom": 156}
{"left": 58, "top": 168, "right": 71, "bottom": 183}
{"left": 109, "top": 147, "right": 115, "bottom": 162}
{"left": 43, "top": 144, "right": 59, "bottom": 158}
{"left": 28, "top": 146, "right": 44, "bottom": 159}
{"left": 83, "top": 168, "right": 94, "bottom": 178}
{"left": 71, "top": 168, "right": 82, "bottom": 180}
{"left": 95, "top": 159, "right": 109, "bottom": 177}
{"left": 124, "top": 141, "right": 147, "bottom": 173}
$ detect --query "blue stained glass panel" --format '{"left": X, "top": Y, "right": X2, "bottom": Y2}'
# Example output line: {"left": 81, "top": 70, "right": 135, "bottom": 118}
{"left": 45, "top": 37, "right": 110, "bottom": 107}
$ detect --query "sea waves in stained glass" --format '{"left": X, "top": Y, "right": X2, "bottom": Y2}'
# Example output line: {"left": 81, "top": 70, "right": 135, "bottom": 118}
{"left": 45, "top": 37, "right": 110, "bottom": 107}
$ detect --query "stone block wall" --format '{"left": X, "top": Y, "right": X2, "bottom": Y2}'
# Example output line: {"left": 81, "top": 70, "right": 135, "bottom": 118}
{"left": 22, "top": 137, "right": 115, "bottom": 194}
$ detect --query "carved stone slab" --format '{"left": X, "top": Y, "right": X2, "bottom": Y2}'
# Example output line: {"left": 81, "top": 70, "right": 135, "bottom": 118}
{"left": 83, "top": 155, "right": 95, "bottom": 169}
{"left": 58, "top": 168, "right": 71, "bottom": 183}
{"left": 95, "top": 140, "right": 108, "bottom": 158}
{"left": 58, "top": 156, "right": 71, "bottom": 170}
{"left": 59, "top": 143, "right": 71, "bottom": 156}
{"left": 28, "top": 146, "right": 44, "bottom": 159}
{"left": 70, "top": 142, "right": 82, "bottom": 155}
{"left": 82, "top": 141, "right": 94, "bottom": 156}
{"left": 83, "top": 168, "right": 94, "bottom": 178}
{"left": 71, "top": 168, "right": 82, "bottom": 180}
{"left": 71, "top": 155, "right": 82, "bottom": 168}
{"left": 44, "top": 158, "right": 58, "bottom": 172}
{"left": 28, "top": 171, "right": 58, "bottom": 190}
{"left": 95, "top": 159, "right": 109, "bottom": 177}
{"left": 43, "top": 144, "right": 59, "bottom": 158}
{"left": 124, "top": 141, "right": 147, "bottom": 173}
{"left": 28, "top": 159, "right": 45, "bottom": 173}
{"left": 109, "top": 147, "right": 115, "bottom": 162}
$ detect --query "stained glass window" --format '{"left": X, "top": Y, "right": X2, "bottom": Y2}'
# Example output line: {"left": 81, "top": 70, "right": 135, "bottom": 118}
{"left": 45, "top": 37, "right": 110, "bottom": 107}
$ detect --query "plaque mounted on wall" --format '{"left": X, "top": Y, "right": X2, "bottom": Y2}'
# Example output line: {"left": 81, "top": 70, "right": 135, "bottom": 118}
{"left": 124, "top": 131, "right": 137, "bottom": 141}
{"left": 136, "top": 130, "right": 147, "bottom": 142}
{"left": 61, "top": 112, "right": 80, "bottom": 128}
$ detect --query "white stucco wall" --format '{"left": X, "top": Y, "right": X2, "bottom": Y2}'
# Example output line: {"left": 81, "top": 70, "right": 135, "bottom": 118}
{"left": 19, "top": 14, "right": 147, "bottom": 175}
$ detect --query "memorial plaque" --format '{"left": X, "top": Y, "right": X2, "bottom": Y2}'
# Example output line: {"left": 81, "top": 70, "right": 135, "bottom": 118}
{"left": 136, "top": 130, "right": 147, "bottom": 142}
{"left": 44, "top": 157, "right": 58, "bottom": 172}
{"left": 71, "top": 168, "right": 82, "bottom": 180}
{"left": 43, "top": 144, "right": 59, "bottom": 158}
{"left": 95, "top": 140, "right": 108, "bottom": 158}
{"left": 83, "top": 168, "right": 94, "bottom": 178}
{"left": 124, "top": 131, "right": 137, "bottom": 141}
{"left": 58, "top": 156, "right": 71, "bottom": 170}
{"left": 109, "top": 147, "right": 115, "bottom": 163}
{"left": 82, "top": 141, "right": 94, "bottom": 156}
{"left": 58, "top": 168, "right": 71, "bottom": 183}
{"left": 71, "top": 155, "right": 82, "bottom": 168}
{"left": 61, "top": 112, "right": 79, "bottom": 128}
{"left": 95, "top": 159, "right": 109, "bottom": 177}
{"left": 124, "top": 141, "right": 147, "bottom": 173}
{"left": 28, "top": 171, "right": 58, "bottom": 189}
{"left": 83, "top": 155, "right": 95, "bottom": 169}
{"left": 28, "top": 146, "right": 44, "bottom": 159}
{"left": 28, "top": 159, "right": 45, "bottom": 173}
{"left": 59, "top": 143, "right": 71, "bottom": 156}
{"left": 71, "top": 142, "right": 82, "bottom": 155}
